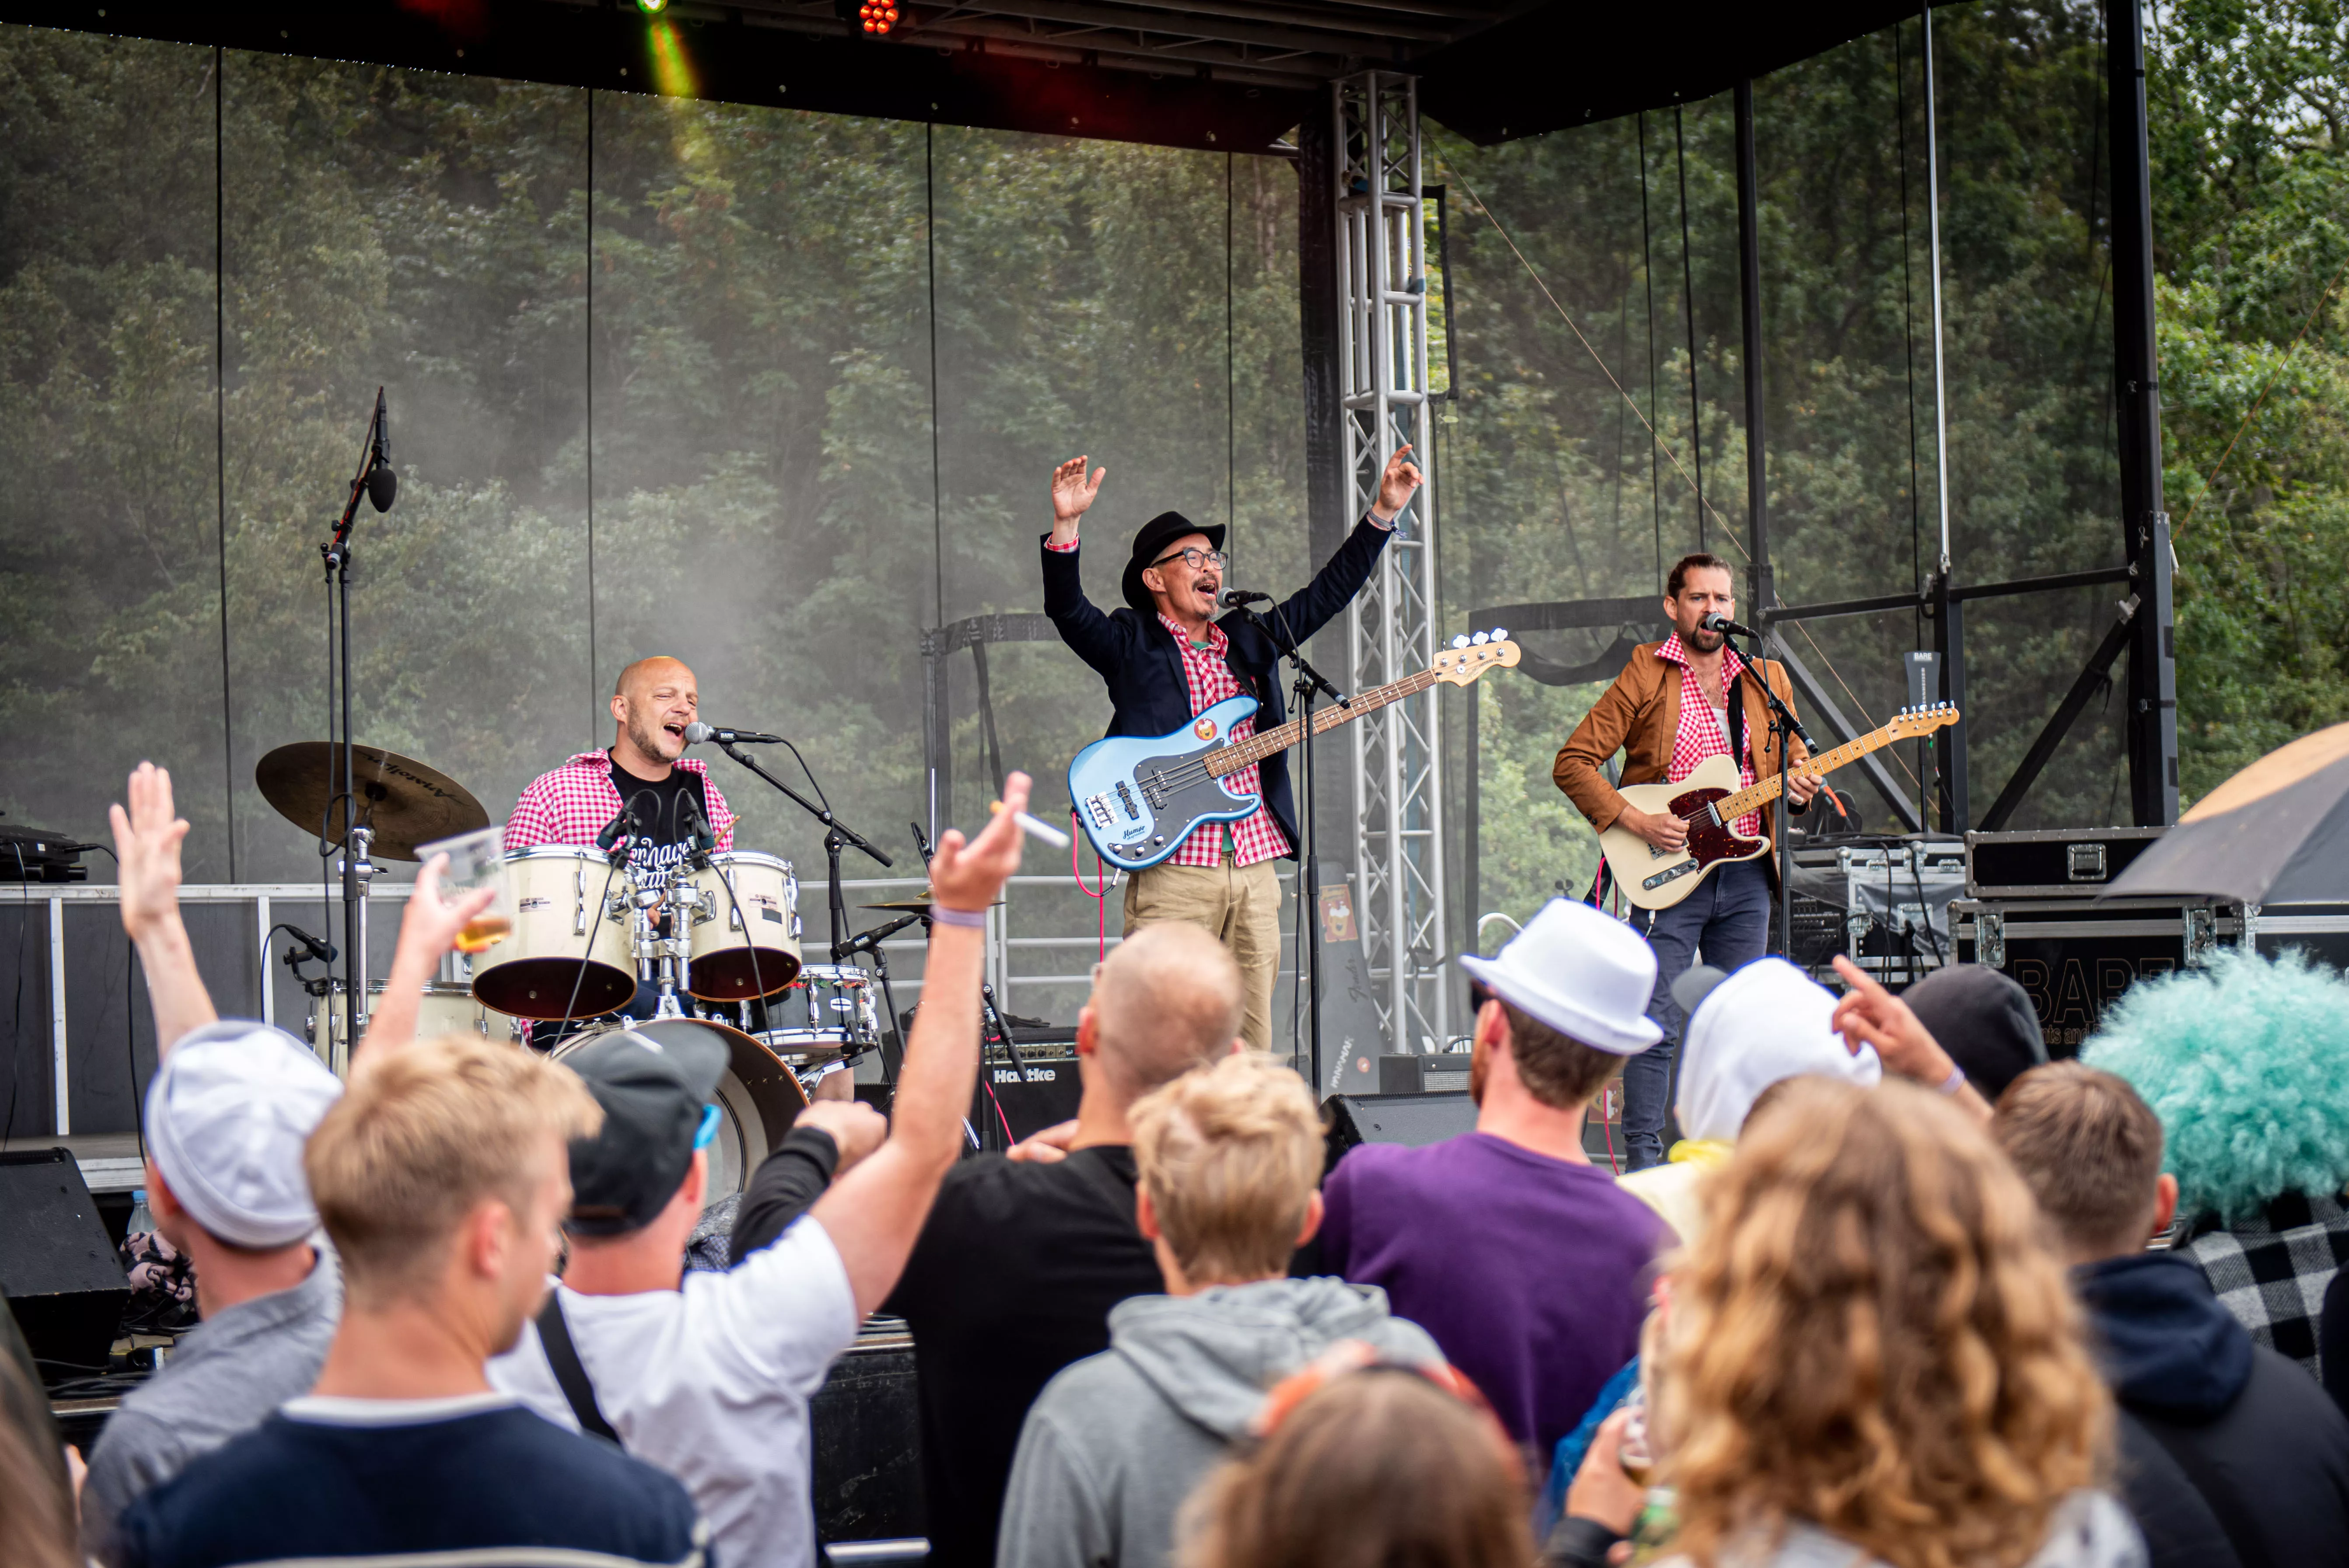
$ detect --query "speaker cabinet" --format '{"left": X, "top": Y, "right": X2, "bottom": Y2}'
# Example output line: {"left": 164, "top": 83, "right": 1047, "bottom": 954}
{"left": 0, "top": 1149, "right": 129, "bottom": 1380}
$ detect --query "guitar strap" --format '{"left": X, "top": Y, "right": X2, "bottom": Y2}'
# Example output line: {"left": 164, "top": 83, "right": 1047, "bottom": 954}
{"left": 1726, "top": 659, "right": 1749, "bottom": 768}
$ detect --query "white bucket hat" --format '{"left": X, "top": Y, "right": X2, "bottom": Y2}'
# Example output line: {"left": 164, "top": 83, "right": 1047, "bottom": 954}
{"left": 1675, "top": 957, "right": 1880, "bottom": 1142}
{"left": 145, "top": 1020, "right": 345, "bottom": 1249}
{"left": 1458, "top": 897, "right": 1662, "bottom": 1055}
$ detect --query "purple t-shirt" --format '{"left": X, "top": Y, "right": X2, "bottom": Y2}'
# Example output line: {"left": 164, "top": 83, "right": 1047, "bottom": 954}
{"left": 1320, "top": 1132, "right": 1664, "bottom": 1456}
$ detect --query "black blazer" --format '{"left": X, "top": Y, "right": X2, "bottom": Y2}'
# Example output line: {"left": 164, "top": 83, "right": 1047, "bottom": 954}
{"left": 1039, "top": 517, "right": 1394, "bottom": 857}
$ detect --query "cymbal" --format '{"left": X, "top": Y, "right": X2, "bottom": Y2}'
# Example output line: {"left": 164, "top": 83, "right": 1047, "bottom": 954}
{"left": 255, "top": 742, "right": 489, "bottom": 862}
{"left": 861, "top": 897, "right": 1004, "bottom": 914}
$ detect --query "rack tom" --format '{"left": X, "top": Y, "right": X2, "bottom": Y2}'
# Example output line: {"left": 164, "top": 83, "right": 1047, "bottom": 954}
{"left": 471, "top": 846, "right": 636, "bottom": 1020}
{"left": 682, "top": 852, "right": 803, "bottom": 1002}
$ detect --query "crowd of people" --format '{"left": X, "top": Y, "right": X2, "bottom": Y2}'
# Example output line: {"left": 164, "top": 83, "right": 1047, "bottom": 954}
{"left": 8, "top": 759, "right": 2349, "bottom": 1568}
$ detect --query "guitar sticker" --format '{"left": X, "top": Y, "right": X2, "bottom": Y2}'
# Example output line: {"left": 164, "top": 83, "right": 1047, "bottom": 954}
{"left": 1193, "top": 717, "right": 1217, "bottom": 740}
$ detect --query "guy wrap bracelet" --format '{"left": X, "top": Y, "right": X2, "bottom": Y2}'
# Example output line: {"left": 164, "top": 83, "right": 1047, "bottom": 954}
{"left": 1938, "top": 1063, "right": 1968, "bottom": 1097}
{"left": 929, "top": 904, "right": 988, "bottom": 929}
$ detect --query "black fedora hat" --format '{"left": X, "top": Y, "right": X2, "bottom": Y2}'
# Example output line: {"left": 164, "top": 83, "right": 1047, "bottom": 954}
{"left": 1122, "top": 510, "right": 1227, "bottom": 612}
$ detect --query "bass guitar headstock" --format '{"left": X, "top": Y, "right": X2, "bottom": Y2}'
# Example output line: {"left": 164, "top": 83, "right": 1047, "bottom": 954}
{"left": 1434, "top": 630, "right": 1521, "bottom": 684}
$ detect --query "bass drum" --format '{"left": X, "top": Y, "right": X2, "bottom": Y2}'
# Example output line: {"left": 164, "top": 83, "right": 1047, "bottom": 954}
{"left": 552, "top": 1016, "right": 808, "bottom": 1201}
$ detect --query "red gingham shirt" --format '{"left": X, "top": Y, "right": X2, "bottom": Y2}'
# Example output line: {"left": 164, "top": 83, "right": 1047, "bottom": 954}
{"left": 1158, "top": 614, "right": 1291, "bottom": 868}
{"left": 1658, "top": 633, "right": 1761, "bottom": 838}
{"left": 505, "top": 751, "right": 737, "bottom": 856}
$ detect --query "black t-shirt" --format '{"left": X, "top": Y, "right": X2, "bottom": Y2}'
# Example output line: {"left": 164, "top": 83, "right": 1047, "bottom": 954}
{"left": 881, "top": 1147, "right": 1165, "bottom": 1568}
{"left": 608, "top": 752, "right": 713, "bottom": 891}
{"left": 113, "top": 1402, "right": 706, "bottom": 1568}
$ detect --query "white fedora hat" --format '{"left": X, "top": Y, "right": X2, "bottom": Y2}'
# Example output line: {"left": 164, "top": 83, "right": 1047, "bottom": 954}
{"left": 1458, "top": 897, "right": 1662, "bottom": 1055}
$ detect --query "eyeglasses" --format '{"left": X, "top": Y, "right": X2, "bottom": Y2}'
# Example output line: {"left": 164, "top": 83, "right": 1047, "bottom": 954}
{"left": 694, "top": 1104, "right": 722, "bottom": 1151}
{"left": 1147, "top": 547, "right": 1227, "bottom": 573}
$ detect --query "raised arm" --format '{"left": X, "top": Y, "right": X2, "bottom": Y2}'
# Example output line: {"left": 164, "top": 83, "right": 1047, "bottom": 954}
{"left": 108, "top": 763, "right": 215, "bottom": 1055}
{"left": 1829, "top": 955, "right": 1993, "bottom": 1124}
{"left": 1263, "top": 444, "right": 1417, "bottom": 645}
{"left": 357, "top": 854, "right": 493, "bottom": 1070}
{"left": 811, "top": 771, "right": 1032, "bottom": 1316}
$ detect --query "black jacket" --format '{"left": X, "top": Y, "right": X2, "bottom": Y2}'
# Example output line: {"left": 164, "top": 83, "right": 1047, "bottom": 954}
{"left": 2080, "top": 1250, "right": 2349, "bottom": 1568}
{"left": 1039, "top": 518, "right": 1391, "bottom": 857}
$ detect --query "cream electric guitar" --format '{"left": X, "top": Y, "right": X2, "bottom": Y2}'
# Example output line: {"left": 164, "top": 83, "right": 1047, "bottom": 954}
{"left": 1598, "top": 702, "right": 1960, "bottom": 911}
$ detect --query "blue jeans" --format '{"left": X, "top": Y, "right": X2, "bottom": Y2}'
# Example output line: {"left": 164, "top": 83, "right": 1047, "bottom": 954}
{"left": 1621, "top": 858, "right": 1772, "bottom": 1171}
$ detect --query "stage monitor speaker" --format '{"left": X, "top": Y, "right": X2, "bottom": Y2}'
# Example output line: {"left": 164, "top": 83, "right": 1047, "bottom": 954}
{"left": 0, "top": 1149, "right": 129, "bottom": 1381}
{"left": 1322, "top": 1091, "right": 1477, "bottom": 1176}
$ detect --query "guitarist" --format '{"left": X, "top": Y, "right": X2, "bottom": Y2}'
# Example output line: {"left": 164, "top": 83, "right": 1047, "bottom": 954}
{"left": 1040, "top": 448, "right": 1423, "bottom": 1051}
{"left": 1551, "top": 553, "right": 1818, "bottom": 1170}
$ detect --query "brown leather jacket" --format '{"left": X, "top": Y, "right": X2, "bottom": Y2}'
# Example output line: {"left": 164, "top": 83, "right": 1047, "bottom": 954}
{"left": 1552, "top": 640, "right": 1812, "bottom": 849}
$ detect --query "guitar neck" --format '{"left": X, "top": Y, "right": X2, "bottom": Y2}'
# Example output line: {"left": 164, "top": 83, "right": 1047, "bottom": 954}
{"left": 1204, "top": 668, "right": 1439, "bottom": 776}
{"left": 1712, "top": 723, "right": 1906, "bottom": 821}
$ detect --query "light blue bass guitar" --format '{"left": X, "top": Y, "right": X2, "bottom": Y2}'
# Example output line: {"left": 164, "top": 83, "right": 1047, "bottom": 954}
{"left": 1068, "top": 634, "right": 1521, "bottom": 870}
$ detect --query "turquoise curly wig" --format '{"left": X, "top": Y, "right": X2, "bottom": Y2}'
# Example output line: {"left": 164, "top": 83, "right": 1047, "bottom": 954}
{"left": 2082, "top": 949, "right": 2349, "bottom": 1225}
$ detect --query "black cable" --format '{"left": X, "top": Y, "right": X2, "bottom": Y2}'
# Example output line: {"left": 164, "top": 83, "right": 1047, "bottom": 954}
{"left": 776, "top": 736, "right": 833, "bottom": 815}
{"left": 1910, "top": 853, "right": 1947, "bottom": 966}
{"left": 559, "top": 855, "right": 626, "bottom": 1037}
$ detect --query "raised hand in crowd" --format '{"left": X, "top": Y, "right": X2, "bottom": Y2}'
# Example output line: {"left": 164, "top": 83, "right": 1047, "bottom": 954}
{"left": 1830, "top": 954, "right": 1992, "bottom": 1122}
{"left": 1049, "top": 455, "right": 1108, "bottom": 546}
{"left": 792, "top": 1099, "right": 888, "bottom": 1175}
{"left": 1005, "top": 1118, "right": 1079, "bottom": 1164}
{"left": 108, "top": 762, "right": 216, "bottom": 1052}
{"left": 358, "top": 852, "right": 496, "bottom": 1066}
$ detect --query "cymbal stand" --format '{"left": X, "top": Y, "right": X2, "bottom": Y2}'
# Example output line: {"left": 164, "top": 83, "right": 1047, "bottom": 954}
{"left": 318, "top": 397, "right": 390, "bottom": 1058}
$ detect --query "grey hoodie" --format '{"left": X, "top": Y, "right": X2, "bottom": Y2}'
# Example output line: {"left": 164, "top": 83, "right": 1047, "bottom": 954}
{"left": 995, "top": 1276, "right": 1443, "bottom": 1568}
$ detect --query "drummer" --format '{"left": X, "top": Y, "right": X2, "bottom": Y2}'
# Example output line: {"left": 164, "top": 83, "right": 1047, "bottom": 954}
{"left": 507, "top": 655, "right": 736, "bottom": 1035}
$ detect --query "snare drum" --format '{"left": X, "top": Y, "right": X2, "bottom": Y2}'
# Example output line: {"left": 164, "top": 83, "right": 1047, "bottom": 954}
{"left": 759, "top": 962, "right": 882, "bottom": 1055}
{"left": 308, "top": 982, "right": 513, "bottom": 1076}
{"left": 682, "top": 852, "right": 803, "bottom": 1002}
{"left": 472, "top": 846, "right": 636, "bottom": 1020}
{"left": 552, "top": 1016, "right": 807, "bottom": 1201}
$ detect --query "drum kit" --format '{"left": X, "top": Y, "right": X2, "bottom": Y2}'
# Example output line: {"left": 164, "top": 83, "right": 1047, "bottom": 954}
{"left": 256, "top": 741, "right": 900, "bottom": 1199}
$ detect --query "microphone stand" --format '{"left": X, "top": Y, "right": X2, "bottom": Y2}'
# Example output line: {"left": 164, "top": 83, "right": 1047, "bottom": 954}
{"left": 316, "top": 391, "right": 391, "bottom": 1061}
{"left": 707, "top": 739, "right": 892, "bottom": 958}
{"left": 1244, "top": 598, "right": 1349, "bottom": 1091}
{"left": 1725, "top": 629, "right": 1815, "bottom": 964}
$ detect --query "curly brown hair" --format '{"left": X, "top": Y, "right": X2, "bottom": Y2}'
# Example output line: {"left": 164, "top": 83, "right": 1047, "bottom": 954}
{"left": 1656, "top": 1078, "right": 2111, "bottom": 1568}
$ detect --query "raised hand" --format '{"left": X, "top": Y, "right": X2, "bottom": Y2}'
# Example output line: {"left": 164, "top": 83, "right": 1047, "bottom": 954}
{"left": 931, "top": 770, "right": 1033, "bottom": 913}
{"left": 794, "top": 1100, "right": 889, "bottom": 1175}
{"left": 109, "top": 761, "right": 189, "bottom": 944}
{"left": 1006, "top": 1118, "right": 1078, "bottom": 1164}
{"left": 1374, "top": 444, "right": 1423, "bottom": 519}
{"left": 361, "top": 854, "right": 496, "bottom": 1068}
{"left": 1830, "top": 955, "right": 1993, "bottom": 1123}
{"left": 1049, "top": 456, "right": 1107, "bottom": 542}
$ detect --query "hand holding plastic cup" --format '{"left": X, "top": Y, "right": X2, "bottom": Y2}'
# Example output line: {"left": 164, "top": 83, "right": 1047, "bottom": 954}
{"left": 417, "top": 823, "right": 512, "bottom": 953}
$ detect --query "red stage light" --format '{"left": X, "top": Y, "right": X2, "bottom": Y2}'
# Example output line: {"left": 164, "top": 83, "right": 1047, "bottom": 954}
{"left": 858, "top": 0, "right": 898, "bottom": 34}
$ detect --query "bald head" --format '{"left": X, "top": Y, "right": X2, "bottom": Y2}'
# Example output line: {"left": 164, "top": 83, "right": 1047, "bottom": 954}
{"left": 609, "top": 657, "right": 699, "bottom": 773}
{"left": 1089, "top": 923, "right": 1244, "bottom": 1099}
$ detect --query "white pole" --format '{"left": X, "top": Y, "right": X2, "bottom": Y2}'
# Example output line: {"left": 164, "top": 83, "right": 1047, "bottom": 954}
{"left": 1923, "top": 1, "right": 1954, "bottom": 572}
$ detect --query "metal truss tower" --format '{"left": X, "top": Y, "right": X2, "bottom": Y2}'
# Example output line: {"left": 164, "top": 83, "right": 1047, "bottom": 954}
{"left": 1335, "top": 71, "right": 1448, "bottom": 1051}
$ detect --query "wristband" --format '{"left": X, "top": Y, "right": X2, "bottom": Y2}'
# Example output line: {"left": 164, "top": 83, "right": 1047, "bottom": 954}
{"left": 929, "top": 904, "right": 988, "bottom": 929}
{"left": 1937, "top": 1063, "right": 1967, "bottom": 1096}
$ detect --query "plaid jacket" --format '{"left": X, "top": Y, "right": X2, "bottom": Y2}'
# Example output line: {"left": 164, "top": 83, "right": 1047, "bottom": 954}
{"left": 2183, "top": 1189, "right": 2349, "bottom": 1382}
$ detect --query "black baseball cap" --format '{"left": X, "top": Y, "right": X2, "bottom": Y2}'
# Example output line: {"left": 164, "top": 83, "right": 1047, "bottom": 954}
{"left": 559, "top": 1023, "right": 730, "bottom": 1237}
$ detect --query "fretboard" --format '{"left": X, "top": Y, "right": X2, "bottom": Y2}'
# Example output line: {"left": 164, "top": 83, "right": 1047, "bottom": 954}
{"left": 1709, "top": 722, "right": 1909, "bottom": 822}
{"left": 1203, "top": 668, "right": 1440, "bottom": 776}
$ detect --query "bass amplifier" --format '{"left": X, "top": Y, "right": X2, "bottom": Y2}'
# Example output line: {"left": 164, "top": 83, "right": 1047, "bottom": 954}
{"left": 1964, "top": 828, "right": 2164, "bottom": 899}
{"left": 1950, "top": 896, "right": 2221, "bottom": 1058}
{"left": 969, "top": 1039, "right": 1081, "bottom": 1149}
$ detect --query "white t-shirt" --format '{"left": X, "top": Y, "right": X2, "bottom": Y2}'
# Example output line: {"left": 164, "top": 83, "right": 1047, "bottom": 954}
{"left": 487, "top": 1214, "right": 859, "bottom": 1568}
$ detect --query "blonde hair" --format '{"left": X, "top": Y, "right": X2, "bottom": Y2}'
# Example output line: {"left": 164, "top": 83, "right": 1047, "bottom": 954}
{"left": 1094, "top": 922, "right": 1244, "bottom": 1097}
{"left": 1658, "top": 1078, "right": 2111, "bottom": 1568}
{"left": 305, "top": 1034, "right": 600, "bottom": 1304}
{"left": 1131, "top": 1051, "right": 1320, "bottom": 1284}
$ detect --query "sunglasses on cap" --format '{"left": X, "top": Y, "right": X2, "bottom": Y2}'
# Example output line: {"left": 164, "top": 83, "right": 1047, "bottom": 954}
{"left": 695, "top": 1104, "right": 722, "bottom": 1151}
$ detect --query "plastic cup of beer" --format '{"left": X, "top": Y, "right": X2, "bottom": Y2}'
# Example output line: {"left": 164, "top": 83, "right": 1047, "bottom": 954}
{"left": 417, "top": 823, "right": 513, "bottom": 954}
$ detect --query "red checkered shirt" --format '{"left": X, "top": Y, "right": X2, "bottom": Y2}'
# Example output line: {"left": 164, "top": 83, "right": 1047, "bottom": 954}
{"left": 505, "top": 751, "right": 737, "bottom": 854}
{"left": 1657, "top": 633, "right": 1761, "bottom": 838}
{"left": 1159, "top": 613, "right": 1291, "bottom": 868}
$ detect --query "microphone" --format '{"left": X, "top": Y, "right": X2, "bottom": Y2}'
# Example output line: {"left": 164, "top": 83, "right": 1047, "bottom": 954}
{"left": 682, "top": 721, "right": 785, "bottom": 746}
{"left": 834, "top": 912, "right": 923, "bottom": 960}
{"left": 594, "top": 803, "right": 633, "bottom": 856}
{"left": 679, "top": 791, "right": 718, "bottom": 857}
{"left": 364, "top": 388, "right": 398, "bottom": 513}
{"left": 1221, "top": 589, "right": 1272, "bottom": 607}
{"left": 278, "top": 924, "right": 336, "bottom": 967}
{"left": 1697, "top": 612, "right": 1763, "bottom": 639}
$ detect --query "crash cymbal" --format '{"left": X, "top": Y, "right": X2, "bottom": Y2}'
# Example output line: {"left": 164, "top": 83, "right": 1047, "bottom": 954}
{"left": 862, "top": 896, "right": 1005, "bottom": 914}
{"left": 255, "top": 742, "right": 489, "bottom": 861}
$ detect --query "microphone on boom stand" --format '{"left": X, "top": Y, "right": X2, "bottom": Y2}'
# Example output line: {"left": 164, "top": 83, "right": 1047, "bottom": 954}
{"left": 681, "top": 722, "right": 786, "bottom": 746}
{"left": 364, "top": 388, "right": 397, "bottom": 513}
{"left": 1220, "top": 589, "right": 1273, "bottom": 608}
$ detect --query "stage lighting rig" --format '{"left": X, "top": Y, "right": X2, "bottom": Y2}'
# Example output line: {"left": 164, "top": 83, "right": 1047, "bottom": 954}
{"left": 834, "top": 0, "right": 900, "bottom": 34}
{"left": 636, "top": 0, "right": 668, "bottom": 12}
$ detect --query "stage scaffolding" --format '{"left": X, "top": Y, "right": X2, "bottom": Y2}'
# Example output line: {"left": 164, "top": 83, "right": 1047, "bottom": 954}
{"left": 1335, "top": 72, "right": 1448, "bottom": 1053}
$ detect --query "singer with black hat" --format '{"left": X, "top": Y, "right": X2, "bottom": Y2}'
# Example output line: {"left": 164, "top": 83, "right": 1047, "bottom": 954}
{"left": 1038, "top": 449, "right": 1421, "bottom": 1050}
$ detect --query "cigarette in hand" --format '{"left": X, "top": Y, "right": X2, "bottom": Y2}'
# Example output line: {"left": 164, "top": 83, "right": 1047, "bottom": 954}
{"left": 989, "top": 800, "right": 1072, "bottom": 848}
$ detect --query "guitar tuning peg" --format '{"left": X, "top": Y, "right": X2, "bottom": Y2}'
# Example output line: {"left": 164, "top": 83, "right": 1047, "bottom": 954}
{"left": 1451, "top": 633, "right": 1470, "bottom": 649}
{"left": 1471, "top": 631, "right": 1489, "bottom": 645}
{"left": 1492, "top": 627, "right": 1508, "bottom": 640}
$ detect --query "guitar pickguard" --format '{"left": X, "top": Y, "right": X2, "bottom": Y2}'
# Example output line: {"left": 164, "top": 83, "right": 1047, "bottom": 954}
{"left": 1625, "top": 786, "right": 1766, "bottom": 896}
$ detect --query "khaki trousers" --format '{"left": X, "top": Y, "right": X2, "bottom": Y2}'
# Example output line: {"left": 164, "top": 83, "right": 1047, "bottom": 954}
{"left": 1122, "top": 854, "right": 1283, "bottom": 1051}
